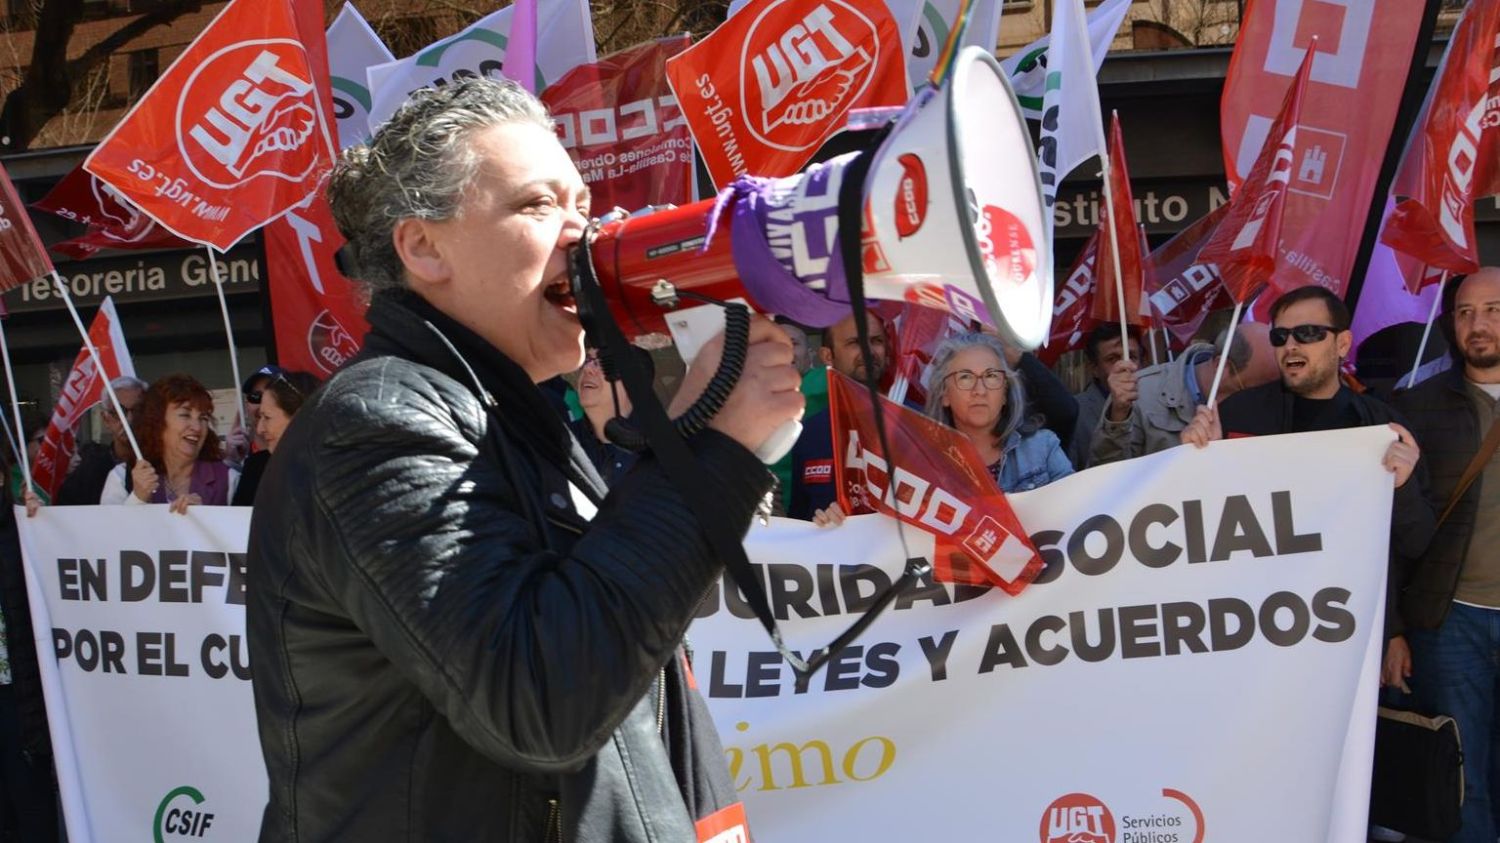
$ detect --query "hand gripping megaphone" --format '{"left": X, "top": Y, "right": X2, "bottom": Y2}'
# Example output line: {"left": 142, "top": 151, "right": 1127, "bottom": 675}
{"left": 565, "top": 47, "right": 1050, "bottom": 677}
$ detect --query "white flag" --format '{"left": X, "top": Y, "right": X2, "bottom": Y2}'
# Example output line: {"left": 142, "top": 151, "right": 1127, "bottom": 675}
{"left": 364, "top": 0, "right": 596, "bottom": 133}
{"left": 904, "top": 0, "right": 1005, "bottom": 88}
{"left": 1037, "top": 0, "right": 1109, "bottom": 301}
{"left": 1001, "top": 0, "right": 1129, "bottom": 121}
{"left": 326, "top": 3, "right": 395, "bottom": 150}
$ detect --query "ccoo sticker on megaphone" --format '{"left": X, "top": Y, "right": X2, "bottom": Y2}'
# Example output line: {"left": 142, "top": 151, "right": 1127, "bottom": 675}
{"left": 584, "top": 47, "right": 1051, "bottom": 350}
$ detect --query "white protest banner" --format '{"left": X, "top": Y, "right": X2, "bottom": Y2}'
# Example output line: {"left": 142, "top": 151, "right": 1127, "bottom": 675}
{"left": 695, "top": 428, "right": 1392, "bottom": 842}
{"left": 1001, "top": 0, "right": 1130, "bottom": 120}
{"left": 364, "top": 0, "right": 595, "bottom": 133}
{"left": 327, "top": 2, "right": 395, "bottom": 150}
{"left": 17, "top": 506, "right": 262, "bottom": 843}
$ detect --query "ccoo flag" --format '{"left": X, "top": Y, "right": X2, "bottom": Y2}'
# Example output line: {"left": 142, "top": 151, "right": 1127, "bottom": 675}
{"left": 827, "top": 369, "right": 1043, "bottom": 594}
{"left": 1200, "top": 47, "right": 1313, "bottom": 303}
{"left": 84, "top": 0, "right": 338, "bottom": 251}
{"left": 1380, "top": 0, "right": 1500, "bottom": 280}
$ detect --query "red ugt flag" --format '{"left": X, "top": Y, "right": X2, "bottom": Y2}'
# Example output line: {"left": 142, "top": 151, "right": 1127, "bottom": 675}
{"left": 1201, "top": 47, "right": 1313, "bottom": 303}
{"left": 31, "top": 297, "right": 135, "bottom": 499}
{"left": 263, "top": 197, "right": 368, "bottom": 377}
{"left": 664, "top": 0, "right": 908, "bottom": 186}
{"left": 32, "top": 164, "right": 191, "bottom": 259}
{"left": 1381, "top": 0, "right": 1500, "bottom": 280}
{"left": 0, "top": 161, "right": 55, "bottom": 291}
{"left": 84, "top": 0, "right": 337, "bottom": 250}
{"left": 1090, "top": 113, "right": 1147, "bottom": 329}
{"left": 827, "top": 370, "right": 1043, "bottom": 595}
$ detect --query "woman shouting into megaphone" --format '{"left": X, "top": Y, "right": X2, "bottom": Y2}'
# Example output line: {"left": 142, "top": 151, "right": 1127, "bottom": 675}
{"left": 245, "top": 77, "right": 800, "bottom": 843}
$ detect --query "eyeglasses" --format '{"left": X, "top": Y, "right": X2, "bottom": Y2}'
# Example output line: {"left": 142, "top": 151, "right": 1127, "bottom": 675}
{"left": 243, "top": 390, "right": 262, "bottom": 404}
{"left": 945, "top": 368, "right": 1006, "bottom": 391}
{"left": 1269, "top": 324, "right": 1340, "bottom": 347}
{"left": 103, "top": 404, "right": 139, "bottom": 420}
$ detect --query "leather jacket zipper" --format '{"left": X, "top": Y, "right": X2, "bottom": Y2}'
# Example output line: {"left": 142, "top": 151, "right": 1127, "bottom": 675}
{"left": 546, "top": 798, "right": 562, "bottom": 843}
{"left": 657, "top": 668, "right": 667, "bottom": 735}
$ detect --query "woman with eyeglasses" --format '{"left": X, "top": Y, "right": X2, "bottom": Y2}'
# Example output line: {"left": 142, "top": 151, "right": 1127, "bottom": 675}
{"left": 924, "top": 332, "right": 1074, "bottom": 493}
{"left": 100, "top": 373, "right": 236, "bottom": 513}
{"left": 233, "top": 371, "right": 320, "bottom": 506}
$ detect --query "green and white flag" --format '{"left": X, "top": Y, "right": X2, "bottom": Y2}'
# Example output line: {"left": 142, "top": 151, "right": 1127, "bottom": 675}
{"left": 364, "top": 0, "right": 596, "bottom": 134}
{"left": 905, "top": 0, "right": 1005, "bottom": 88}
{"left": 326, "top": 3, "right": 394, "bottom": 150}
{"left": 1001, "top": 0, "right": 1129, "bottom": 120}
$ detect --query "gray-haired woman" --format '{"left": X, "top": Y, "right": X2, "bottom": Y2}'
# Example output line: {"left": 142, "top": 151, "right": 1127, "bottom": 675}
{"left": 924, "top": 332, "right": 1073, "bottom": 493}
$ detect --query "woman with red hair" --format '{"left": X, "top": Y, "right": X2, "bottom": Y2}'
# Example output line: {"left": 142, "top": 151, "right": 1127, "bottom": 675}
{"left": 99, "top": 373, "right": 237, "bottom": 512}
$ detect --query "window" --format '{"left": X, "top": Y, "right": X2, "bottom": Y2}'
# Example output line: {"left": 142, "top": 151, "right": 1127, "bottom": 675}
{"left": 128, "top": 50, "right": 159, "bottom": 102}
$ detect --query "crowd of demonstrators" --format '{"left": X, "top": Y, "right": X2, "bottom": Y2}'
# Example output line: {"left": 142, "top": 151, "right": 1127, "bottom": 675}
{"left": 1089, "top": 321, "right": 1278, "bottom": 465}
{"left": 1389, "top": 267, "right": 1500, "bottom": 843}
{"left": 1069, "top": 324, "right": 1140, "bottom": 469}
{"left": 925, "top": 332, "right": 1073, "bottom": 493}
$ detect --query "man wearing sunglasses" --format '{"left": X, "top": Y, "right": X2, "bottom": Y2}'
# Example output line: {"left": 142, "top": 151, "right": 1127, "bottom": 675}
{"left": 1391, "top": 267, "right": 1500, "bottom": 843}
{"left": 1181, "top": 285, "right": 1430, "bottom": 705}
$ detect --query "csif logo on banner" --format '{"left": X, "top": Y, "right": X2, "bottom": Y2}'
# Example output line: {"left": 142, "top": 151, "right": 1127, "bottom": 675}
{"left": 743, "top": 2, "right": 882, "bottom": 150}
{"left": 154, "top": 786, "right": 215, "bottom": 841}
{"left": 180, "top": 41, "right": 325, "bottom": 189}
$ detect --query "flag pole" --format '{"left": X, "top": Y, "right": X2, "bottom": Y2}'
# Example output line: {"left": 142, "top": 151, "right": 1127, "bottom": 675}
{"left": 50, "top": 274, "right": 144, "bottom": 462}
{"left": 206, "top": 246, "right": 246, "bottom": 436}
{"left": 0, "top": 398, "right": 20, "bottom": 469}
{"left": 1404, "top": 270, "right": 1447, "bottom": 389}
{"left": 1099, "top": 155, "right": 1131, "bottom": 364}
{"left": 1207, "top": 299, "right": 1245, "bottom": 408}
{"left": 0, "top": 311, "right": 33, "bottom": 493}
{"left": 1149, "top": 326, "right": 1160, "bottom": 366}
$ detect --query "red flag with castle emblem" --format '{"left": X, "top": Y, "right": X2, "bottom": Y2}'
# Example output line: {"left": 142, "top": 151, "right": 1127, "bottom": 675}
{"left": 83, "top": 0, "right": 337, "bottom": 250}
{"left": 1219, "top": 0, "right": 1425, "bottom": 299}
{"left": 664, "top": 0, "right": 909, "bottom": 186}
{"left": 1381, "top": 0, "right": 1500, "bottom": 281}
{"left": 827, "top": 369, "right": 1043, "bottom": 595}
{"left": 1201, "top": 47, "right": 1313, "bottom": 302}
{"left": 1144, "top": 203, "right": 1236, "bottom": 348}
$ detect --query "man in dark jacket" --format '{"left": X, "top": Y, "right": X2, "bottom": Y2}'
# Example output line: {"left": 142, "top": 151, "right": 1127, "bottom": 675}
{"left": 1180, "top": 285, "right": 1429, "bottom": 683}
{"left": 54, "top": 376, "right": 145, "bottom": 505}
{"left": 247, "top": 79, "right": 802, "bottom": 841}
{"left": 1392, "top": 267, "right": 1500, "bottom": 843}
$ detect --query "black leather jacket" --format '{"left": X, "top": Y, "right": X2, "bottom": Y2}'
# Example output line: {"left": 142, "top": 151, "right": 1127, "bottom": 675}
{"left": 248, "top": 291, "right": 766, "bottom": 841}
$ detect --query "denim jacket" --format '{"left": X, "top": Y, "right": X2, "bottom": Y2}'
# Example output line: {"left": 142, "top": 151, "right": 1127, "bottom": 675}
{"left": 991, "top": 426, "right": 1074, "bottom": 493}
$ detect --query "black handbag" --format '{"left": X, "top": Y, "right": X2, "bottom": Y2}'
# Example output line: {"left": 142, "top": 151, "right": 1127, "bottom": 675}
{"left": 1369, "top": 706, "right": 1464, "bottom": 839}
